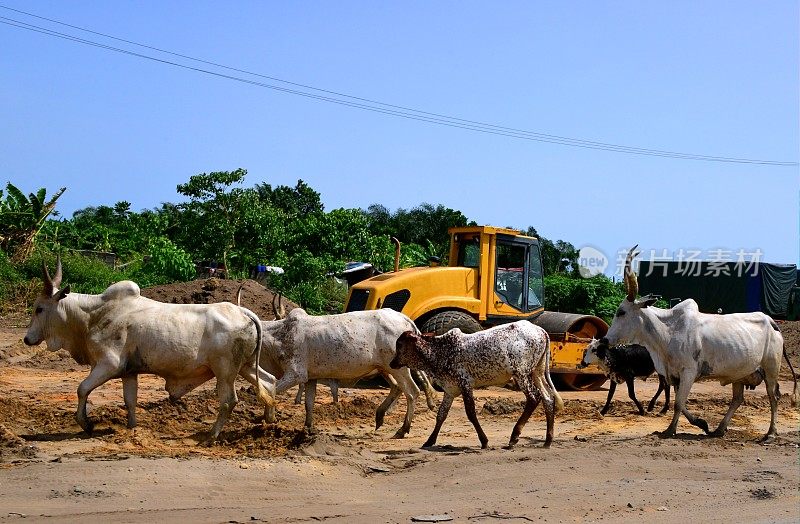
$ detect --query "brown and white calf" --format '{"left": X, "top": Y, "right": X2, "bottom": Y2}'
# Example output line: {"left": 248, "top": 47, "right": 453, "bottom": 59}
{"left": 391, "top": 321, "right": 563, "bottom": 449}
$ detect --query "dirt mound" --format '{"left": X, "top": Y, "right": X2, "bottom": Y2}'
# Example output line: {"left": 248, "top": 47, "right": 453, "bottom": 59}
{"left": 0, "top": 422, "right": 38, "bottom": 462}
{"left": 140, "top": 278, "right": 299, "bottom": 321}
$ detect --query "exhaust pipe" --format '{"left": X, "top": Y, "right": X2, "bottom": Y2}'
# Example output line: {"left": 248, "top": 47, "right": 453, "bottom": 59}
{"left": 391, "top": 237, "right": 401, "bottom": 273}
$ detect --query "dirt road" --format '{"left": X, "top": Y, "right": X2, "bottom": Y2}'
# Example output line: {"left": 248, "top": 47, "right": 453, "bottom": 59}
{"left": 1, "top": 321, "right": 799, "bottom": 523}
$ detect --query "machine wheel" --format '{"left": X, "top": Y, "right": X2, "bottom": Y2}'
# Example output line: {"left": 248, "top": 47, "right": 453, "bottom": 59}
{"left": 420, "top": 311, "right": 482, "bottom": 336}
{"left": 555, "top": 373, "right": 608, "bottom": 391}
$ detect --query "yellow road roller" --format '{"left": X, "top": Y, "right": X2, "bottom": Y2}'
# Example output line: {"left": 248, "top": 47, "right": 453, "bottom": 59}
{"left": 343, "top": 225, "right": 608, "bottom": 390}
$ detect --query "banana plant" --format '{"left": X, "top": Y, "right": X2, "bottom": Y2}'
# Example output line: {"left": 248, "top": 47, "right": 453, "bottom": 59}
{"left": 0, "top": 182, "right": 66, "bottom": 261}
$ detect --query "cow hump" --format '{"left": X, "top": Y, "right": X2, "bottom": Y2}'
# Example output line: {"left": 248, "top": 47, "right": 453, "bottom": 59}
{"left": 101, "top": 280, "right": 141, "bottom": 302}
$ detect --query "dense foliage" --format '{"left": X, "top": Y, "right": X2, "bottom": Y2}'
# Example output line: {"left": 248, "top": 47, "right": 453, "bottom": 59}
{"left": 2, "top": 172, "right": 613, "bottom": 315}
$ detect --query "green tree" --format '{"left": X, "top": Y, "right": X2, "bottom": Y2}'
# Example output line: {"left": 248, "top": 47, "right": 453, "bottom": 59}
{"left": 176, "top": 168, "right": 250, "bottom": 270}
{"left": 525, "top": 226, "right": 579, "bottom": 276}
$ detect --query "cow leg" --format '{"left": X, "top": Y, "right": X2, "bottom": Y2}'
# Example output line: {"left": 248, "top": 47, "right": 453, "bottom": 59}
{"left": 760, "top": 374, "right": 780, "bottom": 443}
{"left": 294, "top": 386, "right": 304, "bottom": 405}
{"left": 204, "top": 375, "right": 238, "bottom": 445}
{"left": 326, "top": 379, "right": 339, "bottom": 404}
{"left": 237, "top": 364, "right": 277, "bottom": 423}
{"left": 680, "top": 401, "right": 709, "bottom": 434}
{"left": 76, "top": 361, "right": 121, "bottom": 435}
{"left": 600, "top": 381, "right": 616, "bottom": 415}
{"left": 626, "top": 377, "right": 645, "bottom": 415}
{"left": 375, "top": 383, "right": 402, "bottom": 431}
{"left": 532, "top": 370, "right": 557, "bottom": 448}
{"left": 303, "top": 379, "right": 317, "bottom": 432}
{"left": 122, "top": 374, "right": 138, "bottom": 429}
{"left": 662, "top": 379, "right": 692, "bottom": 438}
{"left": 648, "top": 375, "right": 667, "bottom": 414}
{"left": 709, "top": 382, "right": 745, "bottom": 438}
{"left": 262, "top": 370, "right": 306, "bottom": 424}
{"left": 423, "top": 391, "right": 455, "bottom": 448}
{"left": 461, "top": 387, "right": 488, "bottom": 449}
{"left": 386, "top": 369, "right": 420, "bottom": 439}
{"left": 509, "top": 376, "right": 541, "bottom": 448}
{"left": 660, "top": 377, "right": 671, "bottom": 415}
{"left": 664, "top": 379, "right": 708, "bottom": 438}
{"left": 416, "top": 370, "right": 438, "bottom": 410}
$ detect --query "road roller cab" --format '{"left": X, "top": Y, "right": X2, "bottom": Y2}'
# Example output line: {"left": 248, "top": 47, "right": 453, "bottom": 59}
{"left": 343, "top": 225, "right": 608, "bottom": 389}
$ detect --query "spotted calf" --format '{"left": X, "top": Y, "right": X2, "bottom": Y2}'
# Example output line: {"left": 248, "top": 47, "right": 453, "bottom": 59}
{"left": 391, "top": 321, "right": 562, "bottom": 449}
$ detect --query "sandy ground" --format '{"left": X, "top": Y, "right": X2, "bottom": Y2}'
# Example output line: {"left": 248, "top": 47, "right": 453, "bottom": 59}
{"left": 1, "top": 320, "right": 799, "bottom": 523}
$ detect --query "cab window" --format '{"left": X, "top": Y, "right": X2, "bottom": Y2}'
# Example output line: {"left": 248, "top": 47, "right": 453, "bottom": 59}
{"left": 527, "top": 244, "right": 544, "bottom": 310}
{"left": 495, "top": 243, "right": 526, "bottom": 310}
{"left": 457, "top": 236, "right": 480, "bottom": 268}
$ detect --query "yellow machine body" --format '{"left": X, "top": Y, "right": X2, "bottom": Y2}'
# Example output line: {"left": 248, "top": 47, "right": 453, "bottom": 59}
{"left": 344, "top": 226, "right": 608, "bottom": 389}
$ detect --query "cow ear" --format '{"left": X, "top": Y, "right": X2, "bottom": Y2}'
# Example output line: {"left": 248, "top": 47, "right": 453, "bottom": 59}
{"left": 638, "top": 294, "right": 659, "bottom": 308}
{"left": 55, "top": 285, "right": 70, "bottom": 301}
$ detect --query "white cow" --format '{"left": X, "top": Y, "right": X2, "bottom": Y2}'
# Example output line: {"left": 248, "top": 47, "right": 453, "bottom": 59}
{"left": 601, "top": 246, "right": 798, "bottom": 441}
{"left": 234, "top": 287, "right": 437, "bottom": 413}
{"left": 259, "top": 308, "right": 423, "bottom": 438}
{"left": 391, "top": 321, "right": 563, "bottom": 449}
{"left": 23, "top": 259, "right": 274, "bottom": 444}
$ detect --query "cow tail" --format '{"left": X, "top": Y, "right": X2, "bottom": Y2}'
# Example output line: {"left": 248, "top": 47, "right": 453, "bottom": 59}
{"left": 543, "top": 333, "right": 564, "bottom": 413}
{"left": 243, "top": 308, "right": 275, "bottom": 408}
{"left": 782, "top": 343, "right": 798, "bottom": 408}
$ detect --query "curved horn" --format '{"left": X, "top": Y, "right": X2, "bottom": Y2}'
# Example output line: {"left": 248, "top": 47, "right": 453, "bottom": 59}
{"left": 272, "top": 292, "right": 286, "bottom": 320}
{"left": 52, "top": 254, "right": 63, "bottom": 290}
{"left": 42, "top": 259, "right": 54, "bottom": 296}
{"left": 624, "top": 245, "right": 639, "bottom": 302}
{"left": 235, "top": 283, "right": 244, "bottom": 306}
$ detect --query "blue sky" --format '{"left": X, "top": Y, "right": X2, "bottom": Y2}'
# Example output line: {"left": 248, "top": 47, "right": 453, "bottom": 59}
{"left": 2, "top": 1, "right": 798, "bottom": 267}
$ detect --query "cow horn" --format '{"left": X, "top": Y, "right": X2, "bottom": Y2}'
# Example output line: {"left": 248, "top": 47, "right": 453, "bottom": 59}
{"left": 42, "top": 259, "right": 54, "bottom": 296}
{"left": 272, "top": 293, "right": 286, "bottom": 320}
{"left": 624, "top": 245, "right": 639, "bottom": 302}
{"left": 52, "top": 254, "right": 63, "bottom": 289}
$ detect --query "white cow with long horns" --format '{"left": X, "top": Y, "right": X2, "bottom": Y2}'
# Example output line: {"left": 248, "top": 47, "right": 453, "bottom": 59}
{"left": 599, "top": 246, "right": 797, "bottom": 441}
{"left": 23, "top": 258, "right": 275, "bottom": 444}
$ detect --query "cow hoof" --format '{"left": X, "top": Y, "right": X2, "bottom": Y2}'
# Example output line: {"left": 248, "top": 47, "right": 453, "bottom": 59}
{"left": 542, "top": 442, "right": 552, "bottom": 449}
{"left": 759, "top": 434, "right": 776, "bottom": 444}
{"left": 708, "top": 428, "right": 725, "bottom": 438}
{"left": 657, "top": 430, "right": 676, "bottom": 439}
{"left": 422, "top": 440, "right": 437, "bottom": 449}
{"left": 78, "top": 420, "right": 95, "bottom": 436}
{"left": 697, "top": 419, "right": 710, "bottom": 434}
{"left": 480, "top": 441, "right": 489, "bottom": 449}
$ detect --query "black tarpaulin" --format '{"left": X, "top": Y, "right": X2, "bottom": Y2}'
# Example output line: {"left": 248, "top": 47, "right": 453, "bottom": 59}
{"left": 637, "top": 261, "right": 755, "bottom": 313}
{"left": 760, "top": 264, "right": 797, "bottom": 317}
{"left": 637, "top": 261, "right": 797, "bottom": 317}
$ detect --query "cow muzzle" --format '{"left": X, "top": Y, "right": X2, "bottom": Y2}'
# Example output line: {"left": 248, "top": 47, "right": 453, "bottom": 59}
{"left": 389, "top": 356, "right": 401, "bottom": 369}
{"left": 23, "top": 335, "right": 38, "bottom": 346}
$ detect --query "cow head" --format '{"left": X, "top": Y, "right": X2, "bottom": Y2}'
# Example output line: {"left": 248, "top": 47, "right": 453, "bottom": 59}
{"left": 580, "top": 339, "right": 606, "bottom": 368}
{"left": 24, "top": 256, "right": 71, "bottom": 349}
{"left": 601, "top": 246, "right": 658, "bottom": 348}
{"left": 391, "top": 330, "right": 434, "bottom": 369}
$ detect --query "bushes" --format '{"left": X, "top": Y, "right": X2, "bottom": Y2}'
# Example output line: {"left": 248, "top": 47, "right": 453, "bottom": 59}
{"left": 132, "top": 238, "right": 195, "bottom": 287}
{"left": 545, "top": 274, "right": 626, "bottom": 324}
